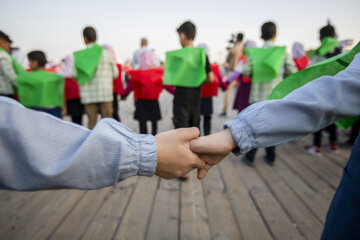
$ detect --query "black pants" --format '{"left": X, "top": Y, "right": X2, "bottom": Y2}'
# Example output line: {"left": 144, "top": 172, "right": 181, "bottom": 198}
{"left": 314, "top": 124, "right": 337, "bottom": 146}
{"left": 202, "top": 115, "right": 211, "bottom": 136}
{"left": 245, "top": 146, "right": 276, "bottom": 162}
{"left": 173, "top": 102, "right": 200, "bottom": 129}
{"left": 71, "top": 116, "right": 82, "bottom": 125}
{"left": 139, "top": 121, "right": 158, "bottom": 135}
{"left": 348, "top": 119, "right": 360, "bottom": 144}
{"left": 0, "top": 94, "right": 15, "bottom": 99}
{"left": 113, "top": 92, "right": 121, "bottom": 122}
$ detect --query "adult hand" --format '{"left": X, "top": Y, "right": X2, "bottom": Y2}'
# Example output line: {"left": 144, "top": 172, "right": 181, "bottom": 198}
{"left": 190, "top": 129, "right": 238, "bottom": 180}
{"left": 155, "top": 127, "right": 206, "bottom": 179}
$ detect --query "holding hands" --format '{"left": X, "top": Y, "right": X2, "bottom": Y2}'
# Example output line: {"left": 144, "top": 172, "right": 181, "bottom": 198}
{"left": 155, "top": 128, "right": 237, "bottom": 180}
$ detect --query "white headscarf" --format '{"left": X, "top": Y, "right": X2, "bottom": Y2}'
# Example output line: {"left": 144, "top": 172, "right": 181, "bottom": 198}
{"left": 292, "top": 42, "right": 306, "bottom": 59}
{"left": 196, "top": 43, "right": 210, "bottom": 60}
{"left": 245, "top": 40, "right": 257, "bottom": 48}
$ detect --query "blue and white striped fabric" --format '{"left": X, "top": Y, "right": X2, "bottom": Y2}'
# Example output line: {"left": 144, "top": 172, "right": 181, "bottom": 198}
{"left": 0, "top": 97, "right": 157, "bottom": 190}
{"left": 226, "top": 53, "right": 360, "bottom": 154}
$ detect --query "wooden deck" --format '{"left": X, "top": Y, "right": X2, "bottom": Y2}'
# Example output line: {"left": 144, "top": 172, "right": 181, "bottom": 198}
{"left": 0, "top": 91, "right": 353, "bottom": 240}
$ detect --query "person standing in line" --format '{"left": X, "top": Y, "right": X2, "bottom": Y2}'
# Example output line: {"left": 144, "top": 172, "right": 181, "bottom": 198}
{"left": 73, "top": 26, "right": 118, "bottom": 130}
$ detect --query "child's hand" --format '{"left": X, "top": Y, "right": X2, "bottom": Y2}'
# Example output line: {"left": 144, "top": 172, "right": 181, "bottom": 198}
{"left": 155, "top": 127, "right": 206, "bottom": 179}
{"left": 190, "top": 129, "right": 237, "bottom": 179}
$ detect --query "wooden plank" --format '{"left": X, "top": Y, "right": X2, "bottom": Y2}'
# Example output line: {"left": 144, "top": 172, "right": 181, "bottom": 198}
{"left": 276, "top": 147, "right": 335, "bottom": 201}
{"left": 231, "top": 155, "right": 304, "bottom": 240}
{"left": 180, "top": 172, "right": 211, "bottom": 240}
{"left": 281, "top": 142, "right": 342, "bottom": 189}
{"left": 30, "top": 190, "right": 86, "bottom": 240}
{"left": 13, "top": 190, "right": 85, "bottom": 240}
{"left": 0, "top": 191, "right": 39, "bottom": 224}
{"left": 0, "top": 190, "right": 56, "bottom": 238}
{"left": 255, "top": 159, "right": 323, "bottom": 239}
{"left": 219, "top": 158, "right": 273, "bottom": 240}
{"left": 80, "top": 177, "right": 138, "bottom": 240}
{"left": 273, "top": 157, "right": 331, "bottom": 223}
{"left": 147, "top": 179, "right": 180, "bottom": 240}
{"left": 202, "top": 165, "right": 242, "bottom": 239}
{"left": 49, "top": 187, "right": 112, "bottom": 240}
{"left": 114, "top": 176, "right": 158, "bottom": 240}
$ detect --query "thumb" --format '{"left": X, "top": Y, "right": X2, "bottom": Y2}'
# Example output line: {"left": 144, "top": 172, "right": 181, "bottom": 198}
{"left": 178, "top": 127, "right": 200, "bottom": 141}
{"left": 197, "top": 164, "right": 212, "bottom": 180}
{"left": 189, "top": 136, "right": 207, "bottom": 154}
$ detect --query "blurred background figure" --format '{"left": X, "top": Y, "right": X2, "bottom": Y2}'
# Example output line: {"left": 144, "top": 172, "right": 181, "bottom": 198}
{"left": 220, "top": 32, "right": 244, "bottom": 117}
{"left": 58, "top": 55, "right": 84, "bottom": 125}
{"left": 292, "top": 42, "right": 310, "bottom": 71}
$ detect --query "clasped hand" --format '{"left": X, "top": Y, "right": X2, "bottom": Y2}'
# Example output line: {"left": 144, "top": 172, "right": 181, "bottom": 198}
{"left": 155, "top": 128, "right": 237, "bottom": 180}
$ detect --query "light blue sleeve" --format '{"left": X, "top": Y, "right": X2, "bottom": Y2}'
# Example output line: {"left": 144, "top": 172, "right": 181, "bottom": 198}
{"left": 0, "top": 97, "right": 157, "bottom": 190}
{"left": 225, "top": 53, "right": 360, "bottom": 155}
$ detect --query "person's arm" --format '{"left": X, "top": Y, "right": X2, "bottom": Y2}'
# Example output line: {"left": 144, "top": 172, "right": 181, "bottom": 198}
{"left": 226, "top": 59, "right": 245, "bottom": 84}
{"left": 110, "top": 54, "right": 119, "bottom": 80}
{"left": 203, "top": 56, "right": 214, "bottom": 84}
{"left": 0, "top": 97, "right": 205, "bottom": 190}
{"left": 283, "top": 53, "right": 297, "bottom": 78}
{"left": 0, "top": 54, "right": 17, "bottom": 85}
{"left": 242, "top": 56, "right": 252, "bottom": 77}
{"left": 190, "top": 53, "right": 360, "bottom": 179}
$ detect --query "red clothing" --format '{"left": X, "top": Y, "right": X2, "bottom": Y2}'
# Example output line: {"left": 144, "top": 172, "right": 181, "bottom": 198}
{"left": 64, "top": 78, "right": 80, "bottom": 100}
{"left": 113, "top": 64, "right": 123, "bottom": 95}
{"left": 201, "top": 64, "right": 221, "bottom": 98}
{"left": 127, "top": 68, "right": 164, "bottom": 100}
{"left": 294, "top": 56, "right": 310, "bottom": 71}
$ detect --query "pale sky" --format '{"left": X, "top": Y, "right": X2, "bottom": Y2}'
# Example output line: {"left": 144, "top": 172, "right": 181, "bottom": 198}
{"left": 1, "top": 0, "right": 359, "bottom": 63}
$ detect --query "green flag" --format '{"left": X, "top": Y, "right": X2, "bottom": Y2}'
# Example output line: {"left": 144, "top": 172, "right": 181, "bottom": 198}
{"left": 16, "top": 70, "right": 64, "bottom": 108}
{"left": 163, "top": 47, "right": 206, "bottom": 87}
{"left": 0, "top": 47, "right": 26, "bottom": 75}
{"left": 268, "top": 42, "right": 360, "bottom": 130}
{"left": 245, "top": 46, "right": 286, "bottom": 83}
{"left": 73, "top": 43, "right": 103, "bottom": 85}
{"left": 314, "top": 37, "right": 339, "bottom": 57}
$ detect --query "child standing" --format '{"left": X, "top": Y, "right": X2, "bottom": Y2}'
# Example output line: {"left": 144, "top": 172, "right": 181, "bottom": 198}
{"left": 242, "top": 21, "right": 296, "bottom": 165}
{"left": 16, "top": 51, "right": 65, "bottom": 118}
{"left": 164, "top": 21, "right": 213, "bottom": 129}
{"left": 197, "top": 43, "right": 218, "bottom": 136}
{"left": 122, "top": 43, "right": 161, "bottom": 135}
{"left": 304, "top": 24, "right": 342, "bottom": 156}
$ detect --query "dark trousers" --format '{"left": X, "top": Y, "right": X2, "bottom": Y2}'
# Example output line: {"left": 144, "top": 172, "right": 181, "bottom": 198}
{"left": 314, "top": 124, "right": 337, "bottom": 146}
{"left": 31, "top": 107, "right": 62, "bottom": 119}
{"left": 0, "top": 94, "right": 15, "bottom": 99}
{"left": 321, "top": 136, "right": 360, "bottom": 239}
{"left": 348, "top": 119, "right": 360, "bottom": 144}
{"left": 113, "top": 92, "right": 121, "bottom": 122}
{"left": 202, "top": 115, "right": 211, "bottom": 136}
{"left": 139, "top": 121, "right": 158, "bottom": 135}
{"left": 245, "top": 146, "right": 276, "bottom": 162}
{"left": 71, "top": 116, "right": 82, "bottom": 125}
{"left": 173, "top": 103, "right": 200, "bottom": 129}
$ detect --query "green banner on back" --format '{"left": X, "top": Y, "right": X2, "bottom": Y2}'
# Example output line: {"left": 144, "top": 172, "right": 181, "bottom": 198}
{"left": 16, "top": 70, "right": 64, "bottom": 107}
{"left": 315, "top": 37, "right": 339, "bottom": 57}
{"left": 0, "top": 47, "right": 26, "bottom": 75}
{"left": 245, "top": 46, "right": 286, "bottom": 83}
{"left": 163, "top": 47, "right": 206, "bottom": 87}
{"left": 268, "top": 42, "right": 360, "bottom": 130}
{"left": 74, "top": 43, "right": 103, "bottom": 85}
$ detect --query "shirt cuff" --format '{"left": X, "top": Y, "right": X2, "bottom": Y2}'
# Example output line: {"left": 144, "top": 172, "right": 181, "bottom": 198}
{"left": 116, "top": 132, "right": 157, "bottom": 182}
{"left": 224, "top": 118, "right": 255, "bottom": 155}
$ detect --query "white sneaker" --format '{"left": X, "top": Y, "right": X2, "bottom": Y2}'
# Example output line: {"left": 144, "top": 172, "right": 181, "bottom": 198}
{"left": 303, "top": 145, "right": 322, "bottom": 157}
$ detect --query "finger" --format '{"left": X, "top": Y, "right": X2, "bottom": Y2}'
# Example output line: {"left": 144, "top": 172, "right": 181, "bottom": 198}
{"left": 197, "top": 164, "right": 212, "bottom": 180}
{"left": 178, "top": 127, "right": 200, "bottom": 141}
{"left": 189, "top": 136, "right": 208, "bottom": 153}
{"left": 190, "top": 154, "right": 206, "bottom": 170}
